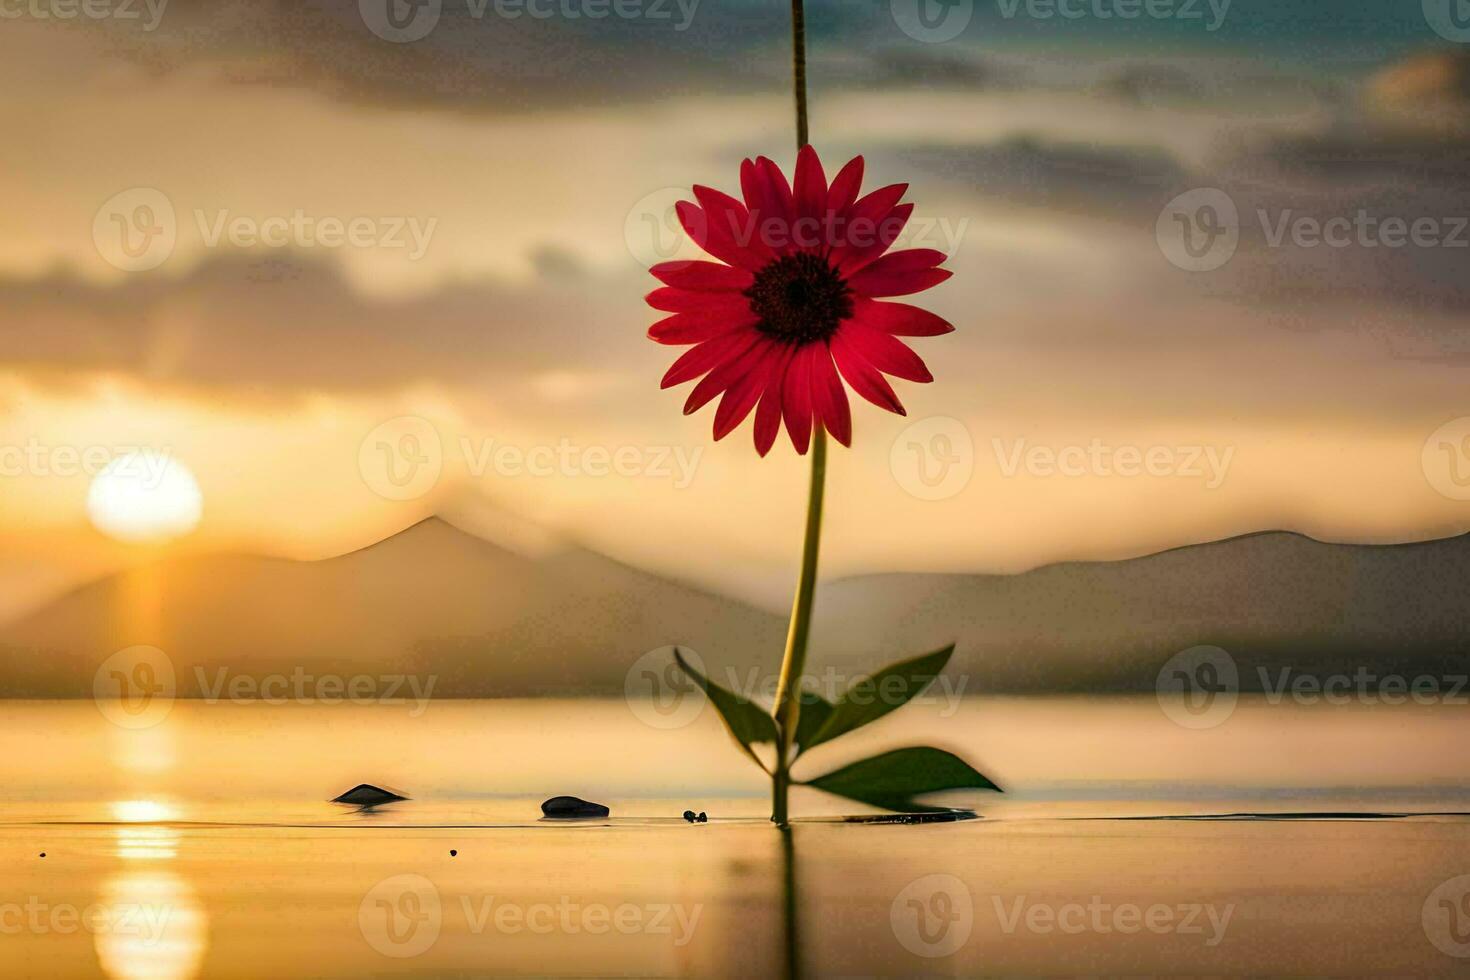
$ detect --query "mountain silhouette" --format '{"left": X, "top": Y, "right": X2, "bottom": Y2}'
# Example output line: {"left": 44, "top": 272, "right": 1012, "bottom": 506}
{"left": 2, "top": 520, "right": 1467, "bottom": 696}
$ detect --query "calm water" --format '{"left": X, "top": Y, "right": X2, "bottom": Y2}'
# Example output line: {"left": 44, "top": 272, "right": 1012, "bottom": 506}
{"left": 3, "top": 699, "right": 1469, "bottom": 977}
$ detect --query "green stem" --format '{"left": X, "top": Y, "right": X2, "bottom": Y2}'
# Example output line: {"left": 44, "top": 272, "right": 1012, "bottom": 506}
{"left": 771, "top": 428, "right": 826, "bottom": 825}
{"left": 790, "top": 0, "right": 809, "bottom": 149}
{"left": 770, "top": 0, "right": 818, "bottom": 828}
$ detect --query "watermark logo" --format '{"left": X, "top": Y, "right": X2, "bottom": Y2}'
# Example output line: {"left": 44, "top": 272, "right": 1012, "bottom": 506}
{"left": 891, "top": 416, "right": 974, "bottom": 501}
{"left": 1423, "top": 417, "right": 1470, "bottom": 501}
{"left": 361, "top": 0, "right": 697, "bottom": 43}
{"left": 1157, "top": 188, "right": 1239, "bottom": 272}
{"left": 0, "top": 0, "right": 169, "bottom": 30}
{"left": 1424, "top": 875, "right": 1470, "bottom": 958}
{"left": 195, "top": 668, "right": 437, "bottom": 716}
{"left": 892, "top": 874, "right": 973, "bottom": 958}
{"left": 994, "top": 0, "right": 1230, "bottom": 30}
{"left": 359, "top": 0, "right": 443, "bottom": 42}
{"left": 1156, "top": 645, "right": 1238, "bottom": 730}
{"left": 624, "top": 646, "right": 707, "bottom": 730}
{"left": 891, "top": 0, "right": 973, "bottom": 43}
{"left": 360, "top": 874, "right": 443, "bottom": 958}
{"left": 990, "top": 894, "right": 1233, "bottom": 945}
{"left": 93, "top": 646, "right": 176, "bottom": 731}
{"left": 625, "top": 188, "right": 701, "bottom": 269}
{"left": 992, "top": 438, "right": 1233, "bottom": 488}
{"left": 1424, "top": 0, "right": 1470, "bottom": 43}
{"left": 0, "top": 897, "right": 174, "bottom": 943}
{"left": 359, "top": 416, "right": 444, "bottom": 502}
{"left": 93, "top": 188, "right": 176, "bottom": 273}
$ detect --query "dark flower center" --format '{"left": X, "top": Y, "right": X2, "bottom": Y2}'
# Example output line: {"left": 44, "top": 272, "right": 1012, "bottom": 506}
{"left": 744, "top": 252, "right": 852, "bottom": 345}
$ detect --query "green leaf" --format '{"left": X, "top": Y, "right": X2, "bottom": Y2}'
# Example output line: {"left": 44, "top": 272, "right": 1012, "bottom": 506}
{"left": 673, "top": 649, "right": 777, "bottom": 771}
{"left": 801, "top": 645, "right": 955, "bottom": 753}
{"left": 792, "top": 690, "right": 835, "bottom": 752}
{"left": 802, "top": 746, "right": 1001, "bottom": 813}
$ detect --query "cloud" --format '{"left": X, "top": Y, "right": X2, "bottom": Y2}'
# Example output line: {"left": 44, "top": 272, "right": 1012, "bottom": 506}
{"left": 0, "top": 251, "right": 638, "bottom": 390}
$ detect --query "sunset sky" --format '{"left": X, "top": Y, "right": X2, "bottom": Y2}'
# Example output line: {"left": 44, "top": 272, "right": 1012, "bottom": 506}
{"left": 2, "top": 0, "right": 1468, "bottom": 618}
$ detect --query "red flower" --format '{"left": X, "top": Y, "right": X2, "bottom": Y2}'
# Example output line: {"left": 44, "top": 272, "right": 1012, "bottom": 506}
{"left": 646, "top": 146, "right": 954, "bottom": 455}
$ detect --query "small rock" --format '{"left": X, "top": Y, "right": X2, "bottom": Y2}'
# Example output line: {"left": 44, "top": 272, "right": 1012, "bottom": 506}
{"left": 331, "top": 784, "right": 409, "bottom": 807}
{"left": 697, "top": 812, "right": 708, "bottom": 823}
{"left": 682, "top": 810, "right": 696, "bottom": 822}
{"left": 541, "top": 796, "right": 610, "bottom": 819}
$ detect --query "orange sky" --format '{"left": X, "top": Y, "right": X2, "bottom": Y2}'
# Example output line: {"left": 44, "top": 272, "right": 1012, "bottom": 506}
{"left": 1, "top": 10, "right": 1467, "bottom": 618}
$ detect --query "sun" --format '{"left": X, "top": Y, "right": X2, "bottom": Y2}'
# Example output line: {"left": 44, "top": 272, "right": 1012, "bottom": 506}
{"left": 87, "top": 451, "right": 203, "bottom": 544}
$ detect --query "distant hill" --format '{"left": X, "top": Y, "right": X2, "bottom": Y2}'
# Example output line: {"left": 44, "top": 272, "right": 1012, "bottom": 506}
{"left": 0, "top": 517, "right": 785, "bottom": 697}
{"left": 1, "top": 521, "right": 1467, "bottom": 696}
{"left": 809, "top": 531, "right": 1470, "bottom": 693}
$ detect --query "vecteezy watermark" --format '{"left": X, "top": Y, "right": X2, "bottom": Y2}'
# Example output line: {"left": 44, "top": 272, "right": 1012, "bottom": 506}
{"left": 0, "top": 897, "right": 174, "bottom": 944}
{"left": 360, "top": 875, "right": 442, "bottom": 959}
{"left": 358, "top": 0, "right": 699, "bottom": 43}
{"left": 992, "top": 438, "right": 1234, "bottom": 489}
{"left": 1259, "top": 667, "right": 1469, "bottom": 707}
{"left": 624, "top": 646, "right": 708, "bottom": 730}
{"left": 1424, "top": 0, "right": 1470, "bottom": 43}
{"left": 357, "top": 416, "right": 704, "bottom": 501}
{"left": 892, "top": 874, "right": 974, "bottom": 958}
{"left": 1158, "top": 645, "right": 1470, "bottom": 729}
{"left": 622, "top": 187, "right": 971, "bottom": 270}
{"left": 1155, "top": 645, "right": 1239, "bottom": 730}
{"left": 94, "top": 646, "right": 176, "bottom": 731}
{"left": 1423, "top": 417, "right": 1470, "bottom": 502}
{"left": 624, "top": 646, "right": 969, "bottom": 731}
{"left": 0, "top": 0, "right": 168, "bottom": 30}
{"left": 1424, "top": 875, "right": 1470, "bottom": 958}
{"left": 93, "top": 188, "right": 177, "bottom": 273}
{"left": 195, "top": 667, "right": 437, "bottom": 717}
{"left": 891, "top": 416, "right": 975, "bottom": 501}
{"left": 0, "top": 440, "right": 173, "bottom": 486}
{"left": 358, "top": 874, "right": 703, "bottom": 958}
{"left": 890, "top": 0, "right": 974, "bottom": 44}
{"left": 194, "top": 210, "right": 436, "bottom": 260}
{"left": 92, "top": 188, "right": 437, "bottom": 272}
{"left": 1156, "top": 188, "right": 1240, "bottom": 272}
{"left": 995, "top": 0, "right": 1229, "bottom": 30}
{"left": 1158, "top": 188, "right": 1470, "bottom": 272}
{"left": 93, "top": 647, "right": 438, "bottom": 727}
{"left": 988, "top": 894, "right": 1235, "bottom": 946}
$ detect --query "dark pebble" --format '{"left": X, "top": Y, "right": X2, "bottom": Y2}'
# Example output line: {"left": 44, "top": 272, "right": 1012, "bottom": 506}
{"left": 331, "top": 784, "right": 408, "bottom": 807}
{"left": 697, "top": 812, "right": 708, "bottom": 823}
{"left": 682, "top": 810, "right": 696, "bottom": 822}
{"left": 540, "top": 796, "right": 610, "bottom": 819}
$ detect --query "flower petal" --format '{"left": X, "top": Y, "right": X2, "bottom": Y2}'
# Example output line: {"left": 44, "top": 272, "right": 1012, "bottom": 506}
{"left": 713, "top": 348, "right": 777, "bottom": 441}
{"left": 809, "top": 345, "right": 852, "bottom": 447}
{"left": 838, "top": 203, "right": 913, "bottom": 274}
{"left": 649, "top": 310, "right": 756, "bottom": 345}
{"left": 753, "top": 346, "right": 793, "bottom": 457}
{"left": 842, "top": 317, "right": 934, "bottom": 383}
{"left": 831, "top": 328, "right": 905, "bottom": 415}
{"left": 832, "top": 184, "right": 907, "bottom": 270}
{"left": 846, "top": 249, "right": 951, "bottom": 297}
{"left": 826, "top": 156, "right": 865, "bottom": 216}
{"left": 694, "top": 184, "right": 772, "bottom": 264}
{"left": 850, "top": 297, "right": 954, "bottom": 337}
{"left": 756, "top": 156, "right": 797, "bottom": 252}
{"left": 794, "top": 144, "right": 828, "bottom": 230}
{"left": 677, "top": 201, "right": 764, "bottom": 272}
{"left": 646, "top": 286, "right": 752, "bottom": 314}
{"left": 661, "top": 330, "right": 759, "bottom": 389}
{"left": 651, "top": 260, "right": 753, "bottom": 292}
{"left": 684, "top": 338, "right": 771, "bottom": 416}
{"left": 782, "top": 343, "right": 816, "bottom": 454}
